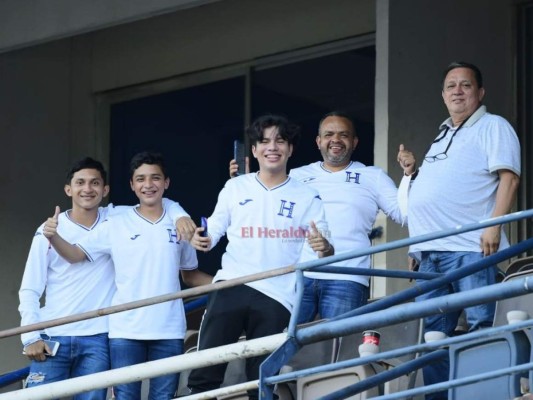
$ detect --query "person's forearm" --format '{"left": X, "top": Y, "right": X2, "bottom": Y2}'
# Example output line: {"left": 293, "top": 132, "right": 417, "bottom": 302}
{"left": 181, "top": 269, "right": 213, "bottom": 287}
{"left": 49, "top": 235, "right": 86, "bottom": 263}
{"left": 19, "top": 295, "right": 42, "bottom": 346}
{"left": 491, "top": 170, "right": 520, "bottom": 224}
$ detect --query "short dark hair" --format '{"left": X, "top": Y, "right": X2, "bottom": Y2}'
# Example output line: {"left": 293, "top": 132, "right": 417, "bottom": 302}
{"left": 318, "top": 111, "right": 357, "bottom": 137}
{"left": 442, "top": 61, "right": 483, "bottom": 89}
{"left": 66, "top": 157, "right": 107, "bottom": 185}
{"left": 129, "top": 151, "right": 168, "bottom": 178}
{"left": 246, "top": 114, "right": 301, "bottom": 148}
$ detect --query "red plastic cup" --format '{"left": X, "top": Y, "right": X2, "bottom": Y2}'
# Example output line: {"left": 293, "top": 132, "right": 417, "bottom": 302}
{"left": 362, "top": 330, "right": 380, "bottom": 346}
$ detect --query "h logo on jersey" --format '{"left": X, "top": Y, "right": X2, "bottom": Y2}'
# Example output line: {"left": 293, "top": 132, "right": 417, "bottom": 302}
{"left": 277, "top": 200, "right": 296, "bottom": 219}
{"left": 345, "top": 171, "right": 361, "bottom": 184}
{"left": 166, "top": 229, "right": 179, "bottom": 244}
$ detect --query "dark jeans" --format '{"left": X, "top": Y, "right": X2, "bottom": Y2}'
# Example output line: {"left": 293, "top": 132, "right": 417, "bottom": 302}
{"left": 188, "top": 285, "right": 290, "bottom": 399}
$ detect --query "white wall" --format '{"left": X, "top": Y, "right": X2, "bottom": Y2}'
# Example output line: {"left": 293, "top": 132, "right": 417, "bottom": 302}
{"left": 0, "top": 0, "right": 375, "bottom": 375}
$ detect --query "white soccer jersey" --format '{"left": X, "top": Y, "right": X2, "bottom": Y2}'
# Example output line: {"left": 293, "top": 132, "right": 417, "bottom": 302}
{"left": 76, "top": 208, "right": 197, "bottom": 340}
{"left": 208, "top": 173, "right": 327, "bottom": 311}
{"left": 290, "top": 161, "right": 403, "bottom": 285}
{"left": 19, "top": 205, "right": 119, "bottom": 346}
{"left": 405, "top": 106, "right": 521, "bottom": 255}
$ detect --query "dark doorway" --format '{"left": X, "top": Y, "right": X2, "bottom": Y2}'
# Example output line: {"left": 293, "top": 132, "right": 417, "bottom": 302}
{"left": 251, "top": 47, "right": 376, "bottom": 172}
{"left": 110, "top": 77, "right": 245, "bottom": 276}
{"left": 109, "top": 46, "right": 376, "bottom": 278}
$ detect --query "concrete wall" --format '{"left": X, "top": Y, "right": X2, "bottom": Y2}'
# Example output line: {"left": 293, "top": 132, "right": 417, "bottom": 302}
{"left": 0, "top": 0, "right": 221, "bottom": 53}
{"left": 0, "top": 40, "right": 74, "bottom": 382}
{"left": 373, "top": 0, "right": 517, "bottom": 295}
{"left": 0, "top": 0, "right": 375, "bottom": 375}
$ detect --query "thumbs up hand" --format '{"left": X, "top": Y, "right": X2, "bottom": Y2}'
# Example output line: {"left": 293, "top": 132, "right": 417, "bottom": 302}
{"left": 397, "top": 144, "right": 417, "bottom": 176}
{"left": 307, "top": 220, "right": 333, "bottom": 258}
{"left": 43, "top": 206, "right": 60, "bottom": 239}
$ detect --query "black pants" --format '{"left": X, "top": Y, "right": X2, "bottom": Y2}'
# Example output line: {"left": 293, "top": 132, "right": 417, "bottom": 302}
{"left": 188, "top": 285, "right": 290, "bottom": 398}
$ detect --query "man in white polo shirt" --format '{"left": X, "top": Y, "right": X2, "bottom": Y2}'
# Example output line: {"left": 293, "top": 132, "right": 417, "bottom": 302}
{"left": 397, "top": 61, "right": 521, "bottom": 400}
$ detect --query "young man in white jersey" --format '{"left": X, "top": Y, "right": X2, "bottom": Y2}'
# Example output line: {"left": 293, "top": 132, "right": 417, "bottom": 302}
{"left": 188, "top": 114, "right": 332, "bottom": 399}
{"left": 19, "top": 158, "right": 115, "bottom": 399}
{"left": 41, "top": 152, "right": 212, "bottom": 400}
{"left": 230, "top": 112, "right": 403, "bottom": 323}
{"left": 397, "top": 61, "right": 520, "bottom": 400}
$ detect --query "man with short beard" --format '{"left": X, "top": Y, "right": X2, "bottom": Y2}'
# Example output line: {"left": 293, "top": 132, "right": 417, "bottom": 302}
{"left": 289, "top": 112, "right": 403, "bottom": 323}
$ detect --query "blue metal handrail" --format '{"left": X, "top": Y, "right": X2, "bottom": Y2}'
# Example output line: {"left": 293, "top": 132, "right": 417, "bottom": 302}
{"left": 0, "top": 367, "right": 29, "bottom": 389}
{"left": 262, "top": 274, "right": 533, "bottom": 399}
{"left": 261, "top": 234, "right": 533, "bottom": 398}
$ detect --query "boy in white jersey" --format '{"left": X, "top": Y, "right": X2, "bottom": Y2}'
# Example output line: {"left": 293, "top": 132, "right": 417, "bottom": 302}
{"left": 187, "top": 114, "right": 333, "bottom": 399}
{"left": 19, "top": 158, "right": 114, "bottom": 399}
{"left": 42, "top": 152, "right": 212, "bottom": 400}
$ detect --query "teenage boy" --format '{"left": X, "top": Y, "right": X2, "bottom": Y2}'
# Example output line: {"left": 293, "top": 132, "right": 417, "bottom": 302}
{"left": 19, "top": 157, "right": 193, "bottom": 399}
{"left": 42, "top": 152, "right": 212, "bottom": 400}
{"left": 187, "top": 114, "right": 333, "bottom": 399}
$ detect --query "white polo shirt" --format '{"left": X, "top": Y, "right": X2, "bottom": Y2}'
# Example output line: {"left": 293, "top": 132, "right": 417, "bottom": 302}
{"left": 404, "top": 106, "right": 521, "bottom": 255}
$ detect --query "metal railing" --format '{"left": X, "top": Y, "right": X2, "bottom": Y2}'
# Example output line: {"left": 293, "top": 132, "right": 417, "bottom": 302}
{"left": 0, "top": 209, "right": 531, "bottom": 399}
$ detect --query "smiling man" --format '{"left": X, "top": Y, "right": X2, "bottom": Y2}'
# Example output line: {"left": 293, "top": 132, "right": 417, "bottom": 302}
{"left": 19, "top": 158, "right": 115, "bottom": 400}
{"left": 289, "top": 112, "right": 404, "bottom": 323}
{"left": 397, "top": 61, "right": 521, "bottom": 400}
{"left": 187, "top": 114, "right": 332, "bottom": 399}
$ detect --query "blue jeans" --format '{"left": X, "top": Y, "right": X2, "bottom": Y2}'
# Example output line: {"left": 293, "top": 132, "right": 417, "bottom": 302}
{"left": 297, "top": 278, "right": 369, "bottom": 324}
{"left": 110, "top": 338, "right": 183, "bottom": 400}
{"left": 416, "top": 251, "right": 497, "bottom": 400}
{"left": 26, "top": 333, "right": 109, "bottom": 400}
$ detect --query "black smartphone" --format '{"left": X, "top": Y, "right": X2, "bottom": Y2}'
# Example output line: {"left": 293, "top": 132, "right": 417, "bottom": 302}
{"left": 200, "top": 217, "right": 208, "bottom": 237}
{"left": 234, "top": 139, "right": 245, "bottom": 176}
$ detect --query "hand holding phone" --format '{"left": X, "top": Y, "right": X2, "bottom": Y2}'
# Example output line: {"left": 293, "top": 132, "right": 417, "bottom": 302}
{"left": 234, "top": 140, "right": 246, "bottom": 176}
{"left": 43, "top": 340, "right": 60, "bottom": 356}
{"left": 200, "top": 217, "right": 208, "bottom": 237}
{"left": 23, "top": 339, "right": 60, "bottom": 357}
